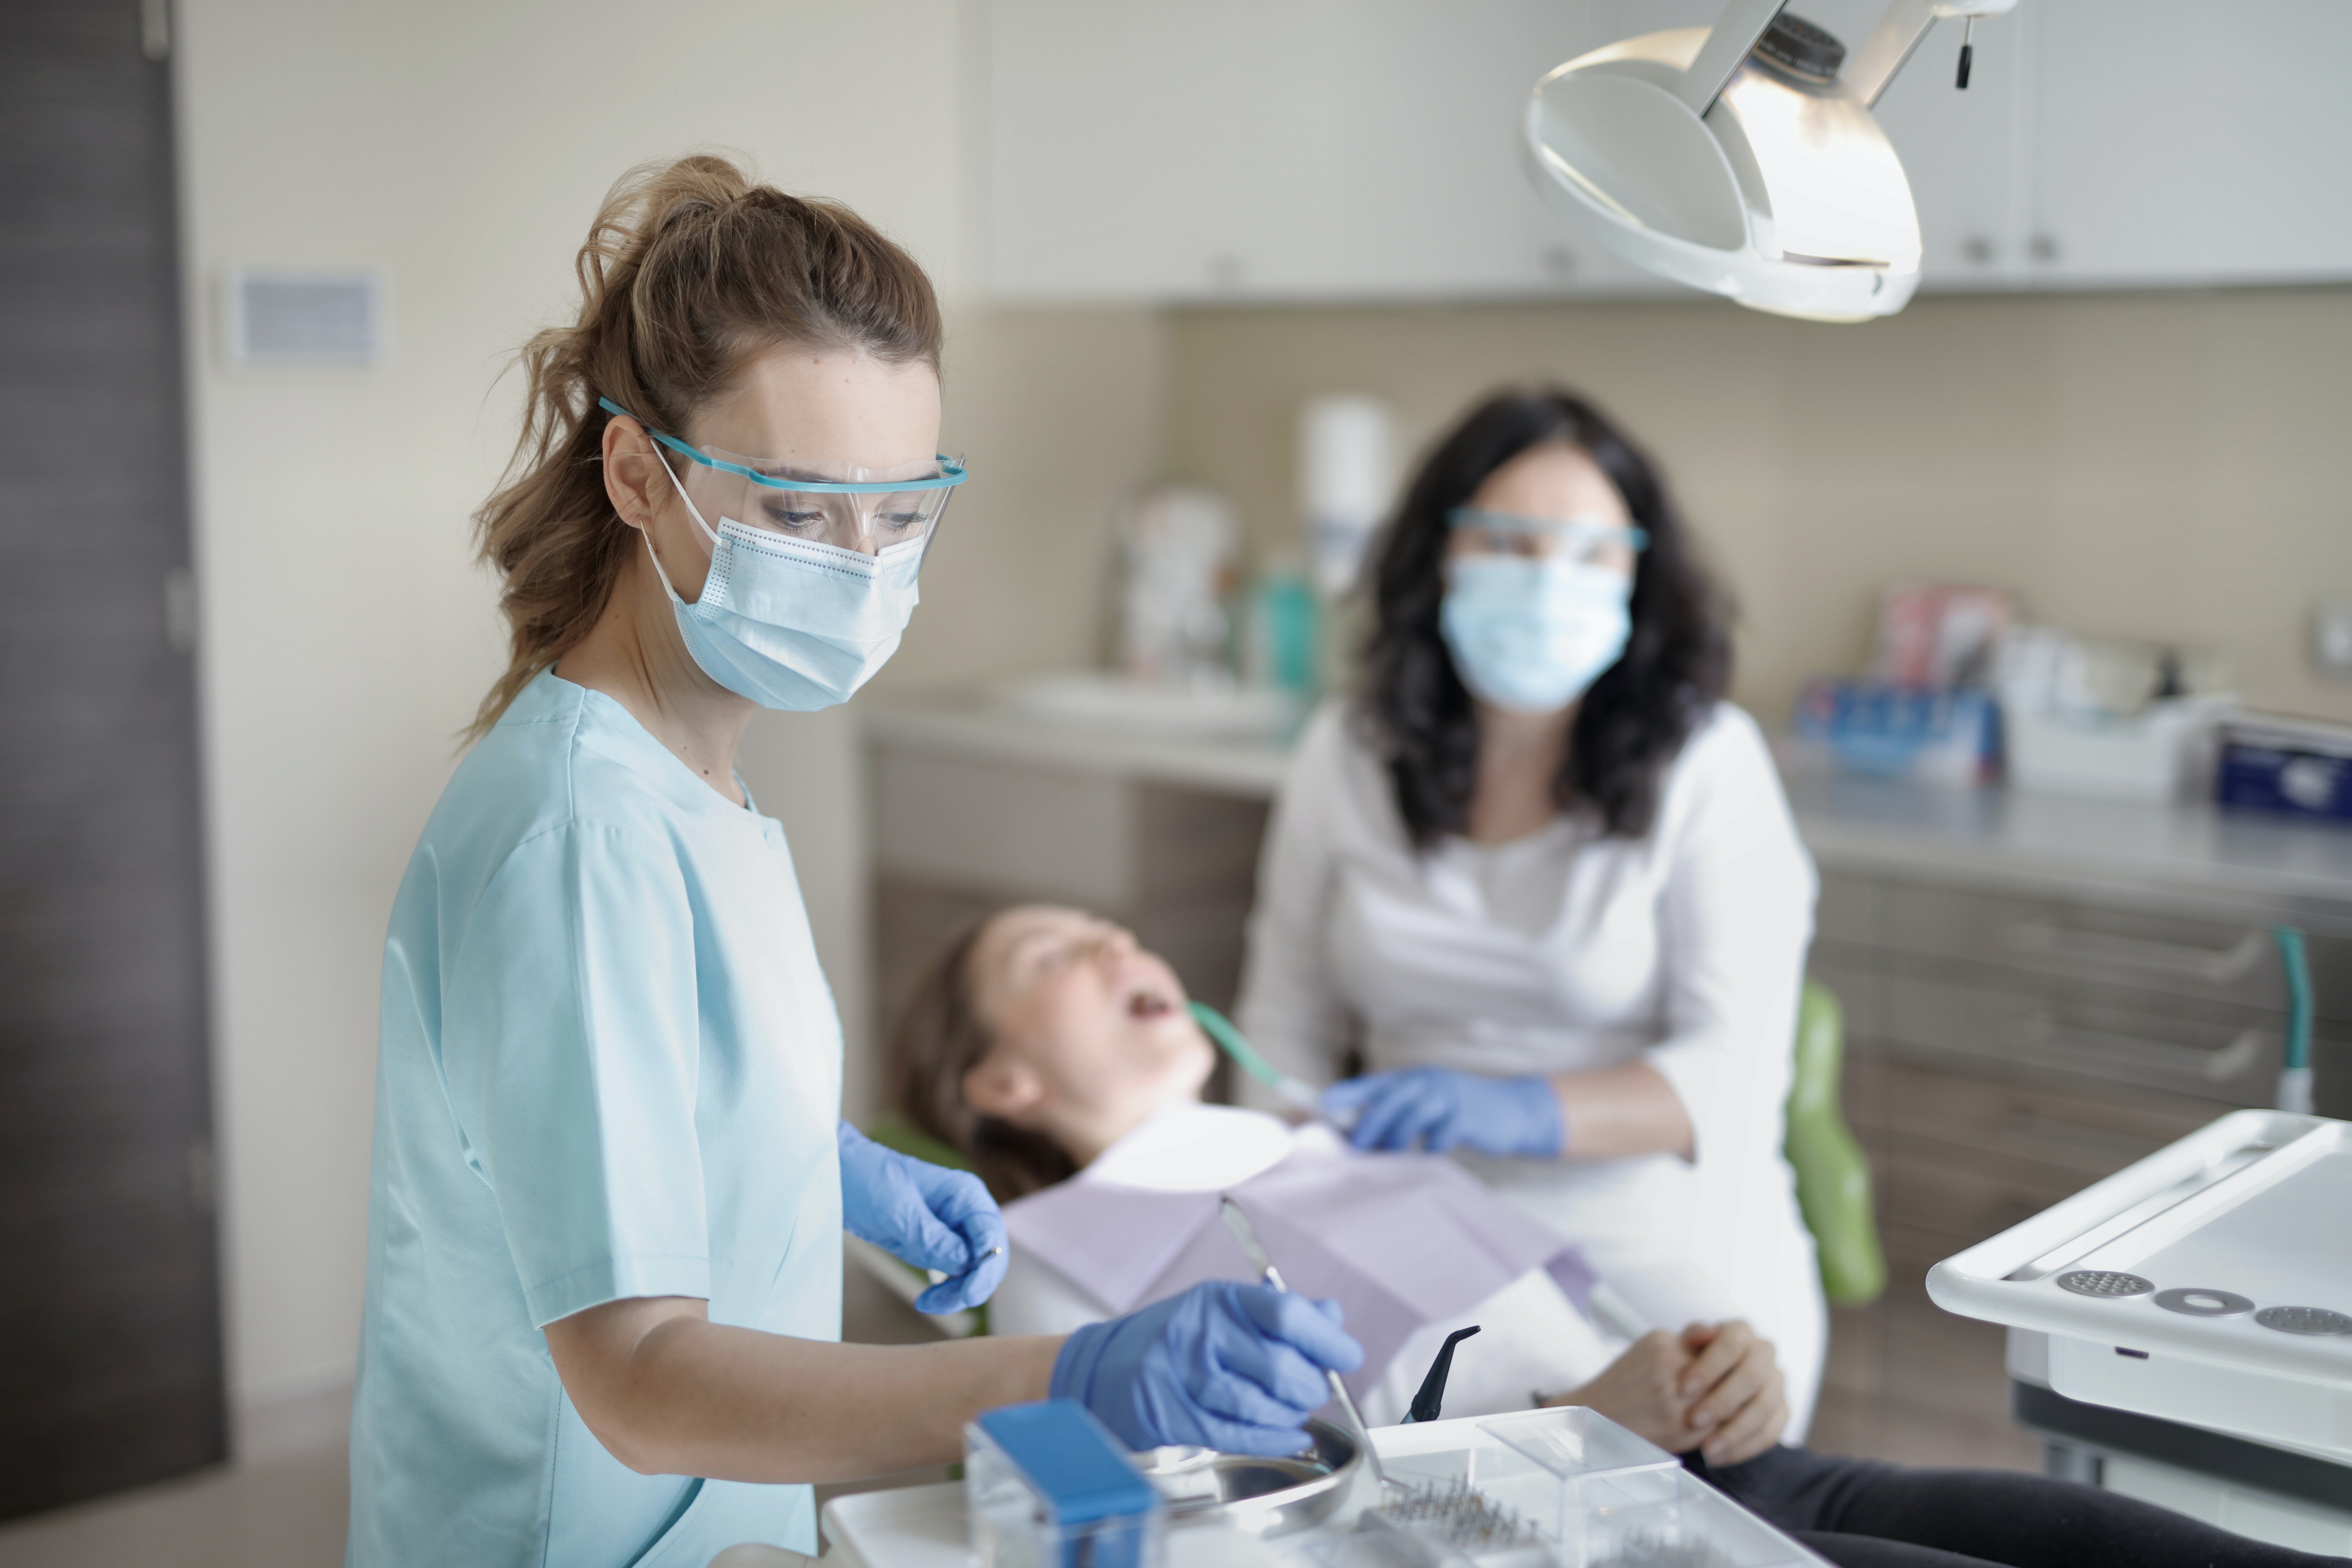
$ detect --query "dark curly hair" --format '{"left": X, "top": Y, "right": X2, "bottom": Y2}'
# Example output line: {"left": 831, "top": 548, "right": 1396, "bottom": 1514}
{"left": 1358, "top": 386, "right": 1731, "bottom": 847}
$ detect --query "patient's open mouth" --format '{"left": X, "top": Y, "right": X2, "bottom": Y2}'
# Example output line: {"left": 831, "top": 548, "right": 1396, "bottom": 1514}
{"left": 1127, "top": 987, "right": 1173, "bottom": 1019}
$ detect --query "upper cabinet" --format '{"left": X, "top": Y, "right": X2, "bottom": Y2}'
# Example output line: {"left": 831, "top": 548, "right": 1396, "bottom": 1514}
{"left": 1869, "top": 4, "right": 2027, "bottom": 286}
{"left": 979, "top": 0, "right": 1677, "bottom": 303}
{"left": 2022, "top": 0, "right": 2352, "bottom": 286}
{"left": 977, "top": 0, "right": 2352, "bottom": 304}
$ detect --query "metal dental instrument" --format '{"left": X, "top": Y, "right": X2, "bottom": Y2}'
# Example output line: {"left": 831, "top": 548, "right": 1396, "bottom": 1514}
{"left": 1216, "top": 1195, "right": 1387, "bottom": 1489}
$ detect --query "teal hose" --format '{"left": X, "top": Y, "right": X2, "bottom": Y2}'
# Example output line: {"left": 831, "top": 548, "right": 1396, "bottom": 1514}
{"left": 2277, "top": 926, "right": 2313, "bottom": 1113}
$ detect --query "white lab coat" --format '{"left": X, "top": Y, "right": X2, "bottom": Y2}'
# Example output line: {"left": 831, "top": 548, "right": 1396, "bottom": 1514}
{"left": 1234, "top": 700, "right": 1825, "bottom": 1437}
{"left": 989, "top": 1105, "right": 1630, "bottom": 1427}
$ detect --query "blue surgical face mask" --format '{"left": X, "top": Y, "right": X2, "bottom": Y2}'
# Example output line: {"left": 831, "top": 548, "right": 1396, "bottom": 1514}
{"left": 1439, "top": 555, "right": 1632, "bottom": 713}
{"left": 646, "top": 459, "right": 924, "bottom": 712}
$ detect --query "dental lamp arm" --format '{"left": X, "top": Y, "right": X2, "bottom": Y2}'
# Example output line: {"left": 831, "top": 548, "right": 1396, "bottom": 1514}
{"left": 1676, "top": 0, "right": 1790, "bottom": 117}
{"left": 1847, "top": 0, "right": 2022, "bottom": 107}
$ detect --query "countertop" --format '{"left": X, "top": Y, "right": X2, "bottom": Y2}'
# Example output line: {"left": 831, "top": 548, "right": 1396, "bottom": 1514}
{"left": 864, "top": 700, "right": 2352, "bottom": 927}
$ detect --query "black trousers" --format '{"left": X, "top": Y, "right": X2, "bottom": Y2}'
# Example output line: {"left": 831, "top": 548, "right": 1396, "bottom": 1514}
{"left": 1688, "top": 1445, "right": 2350, "bottom": 1568}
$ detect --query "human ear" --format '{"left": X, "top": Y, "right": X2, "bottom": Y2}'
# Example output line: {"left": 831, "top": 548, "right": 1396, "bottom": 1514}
{"left": 964, "top": 1054, "right": 1045, "bottom": 1123}
{"left": 600, "top": 415, "right": 665, "bottom": 534}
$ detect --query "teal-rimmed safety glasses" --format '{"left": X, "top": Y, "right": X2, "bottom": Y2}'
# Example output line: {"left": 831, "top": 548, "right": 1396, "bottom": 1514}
{"left": 599, "top": 396, "right": 968, "bottom": 555}
{"left": 1447, "top": 507, "right": 1648, "bottom": 565}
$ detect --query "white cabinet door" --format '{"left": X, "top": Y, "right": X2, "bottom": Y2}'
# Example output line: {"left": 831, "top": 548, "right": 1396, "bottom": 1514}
{"left": 2024, "top": 0, "right": 2352, "bottom": 285}
{"left": 1868, "top": 6, "right": 2030, "bottom": 287}
{"left": 980, "top": 0, "right": 1675, "bottom": 302}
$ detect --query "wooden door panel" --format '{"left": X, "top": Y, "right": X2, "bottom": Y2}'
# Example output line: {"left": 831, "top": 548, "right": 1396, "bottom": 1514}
{"left": 0, "top": 0, "right": 224, "bottom": 1521}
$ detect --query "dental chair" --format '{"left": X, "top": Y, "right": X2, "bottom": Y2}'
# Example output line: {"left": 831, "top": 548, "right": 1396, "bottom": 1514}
{"left": 1787, "top": 979, "right": 1887, "bottom": 1309}
{"left": 853, "top": 978, "right": 1886, "bottom": 1334}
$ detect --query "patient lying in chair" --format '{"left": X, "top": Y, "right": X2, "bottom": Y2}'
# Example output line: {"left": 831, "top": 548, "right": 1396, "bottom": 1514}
{"left": 886, "top": 905, "right": 2340, "bottom": 1568}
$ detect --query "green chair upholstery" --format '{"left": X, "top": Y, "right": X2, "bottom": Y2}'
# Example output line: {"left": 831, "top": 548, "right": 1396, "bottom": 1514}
{"left": 1784, "top": 979, "right": 1887, "bottom": 1308}
{"left": 864, "top": 1113, "right": 975, "bottom": 1175}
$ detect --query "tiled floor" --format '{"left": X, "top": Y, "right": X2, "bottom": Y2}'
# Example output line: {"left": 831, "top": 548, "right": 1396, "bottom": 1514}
{"left": 0, "top": 1445, "right": 348, "bottom": 1568}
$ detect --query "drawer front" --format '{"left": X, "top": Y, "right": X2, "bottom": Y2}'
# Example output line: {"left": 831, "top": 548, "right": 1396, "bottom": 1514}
{"left": 1885, "top": 883, "right": 2287, "bottom": 1011}
{"left": 872, "top": 744, "right": 1133, "bottom": 905}
{"left": 1816, "top": 871, "right": 1887, "bottom": 948}
{"left": 1849, "top": 1057, "right": 2215, "bottom": 1181}
{"left": 1871, "top": 1148, "right": 2090, "bottom": 1252}
{"left": 1807, "top": 954, "right": 1884, "bottom": 1044}
{"left": 1882, "top": 972, "right": 2281, "bottom": 1103}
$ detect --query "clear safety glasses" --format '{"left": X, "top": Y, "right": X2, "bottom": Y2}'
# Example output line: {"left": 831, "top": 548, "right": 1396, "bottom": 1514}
{"left": 1447, "top": 508, "right": 1649, "bottom": 566}
{"left": 600, "top": 397, "right": 969, "bottom": 556}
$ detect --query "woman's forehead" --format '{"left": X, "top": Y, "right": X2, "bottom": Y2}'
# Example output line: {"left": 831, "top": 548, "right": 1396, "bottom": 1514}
{"left": 977, "top": 905, "right": 1092, "bottom": 976}
{"left": 1473, "top": 443, "right": 1625, "bottom": 519}
{"left": 695, "top": 345, "right": 941, "bottom": 468}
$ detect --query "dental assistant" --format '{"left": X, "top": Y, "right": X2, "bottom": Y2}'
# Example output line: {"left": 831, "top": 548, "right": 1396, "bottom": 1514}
{"left": 1235, "top": 387, "right": 1826, "bottom": 1435}
{"left": 346, "top": 156, "right": 1358, "bottom": 1568}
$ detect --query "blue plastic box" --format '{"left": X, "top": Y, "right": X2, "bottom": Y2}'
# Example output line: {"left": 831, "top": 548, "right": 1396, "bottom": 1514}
{"left": 967, "top": 1400, "right": 1165, "bottom": 1568}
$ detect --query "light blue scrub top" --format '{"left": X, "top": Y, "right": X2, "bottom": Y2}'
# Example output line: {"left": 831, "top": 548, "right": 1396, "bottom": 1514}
{"left": 348, "top": 669, "right": 843, "bottom": 1567}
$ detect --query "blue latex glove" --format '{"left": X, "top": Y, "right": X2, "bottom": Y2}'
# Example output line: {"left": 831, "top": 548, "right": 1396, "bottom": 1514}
{"left": 837, "top": 1122, "right": 1008, "bottom": 1314}
{"left": 1051, "top": 1281, "right": 1364, "bottom": 1457}
{"left": 1321, "top": 1067, "right": 1565, "bottom": 1158}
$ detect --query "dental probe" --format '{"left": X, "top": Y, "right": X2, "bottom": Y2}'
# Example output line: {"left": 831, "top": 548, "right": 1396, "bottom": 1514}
{"left": 1216, "top": 1194, "right": 1387, "bottom": 1489}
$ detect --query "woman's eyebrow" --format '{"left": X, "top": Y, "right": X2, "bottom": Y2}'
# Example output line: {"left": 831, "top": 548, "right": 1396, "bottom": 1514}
{"left": 996, "top": 927, "right": 1058, "bottom": 978}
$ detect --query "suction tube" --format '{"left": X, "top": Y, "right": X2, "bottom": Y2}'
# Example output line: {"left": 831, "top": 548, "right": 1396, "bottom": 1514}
{"left": 2277, "top": 926, "right": 2314, "bottom": 1114}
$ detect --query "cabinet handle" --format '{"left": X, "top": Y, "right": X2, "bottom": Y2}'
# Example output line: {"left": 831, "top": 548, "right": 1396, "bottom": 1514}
{"left": 2005, "top": 920, "right": 2267, "bottom": 986}
{"left": 2015, "top": 1013, "right": 2265, "bottom": 1084}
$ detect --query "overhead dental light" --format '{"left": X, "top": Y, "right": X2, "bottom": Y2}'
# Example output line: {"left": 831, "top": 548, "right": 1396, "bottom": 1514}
{"left": 1522, "top": 0, "right": 2019, "bottom": 322}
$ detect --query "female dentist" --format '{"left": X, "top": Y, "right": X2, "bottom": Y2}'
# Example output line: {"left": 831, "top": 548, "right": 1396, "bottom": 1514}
{"left": 346, "top": 155, "right": 1358, "bottom": 1568}
{"left": 1236, "top": 387, "right": 1824, "bottom": 1436}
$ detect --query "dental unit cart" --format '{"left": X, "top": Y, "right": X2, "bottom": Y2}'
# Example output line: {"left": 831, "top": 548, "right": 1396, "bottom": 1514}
{"left": 821, "top": 1407, "right": 1830, "bottom": 1568}
{"left": 1931, "top": 1110, "right": 2352, "bottom": 1546}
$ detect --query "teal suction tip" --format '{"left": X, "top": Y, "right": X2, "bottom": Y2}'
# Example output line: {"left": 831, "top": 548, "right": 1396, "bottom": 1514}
{"left": 1188, "top": 1001, "right": 1284, "bottom": 1089}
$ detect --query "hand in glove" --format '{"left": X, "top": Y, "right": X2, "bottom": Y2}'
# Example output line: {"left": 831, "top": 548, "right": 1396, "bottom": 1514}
{"left": 1051, "top": 1280, "right": 1363, "bottom": 1456}
{"left": 1321, "top": 1067, "right": 1565, "bottom": 1158}
{"left": 837, "top": 1121, "right": 1008, "bottom": 1314}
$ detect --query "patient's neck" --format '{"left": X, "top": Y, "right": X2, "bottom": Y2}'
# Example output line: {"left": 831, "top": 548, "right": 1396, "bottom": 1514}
{"left": 1053, "top": 1090, "right": 1206, "bottom": 1171}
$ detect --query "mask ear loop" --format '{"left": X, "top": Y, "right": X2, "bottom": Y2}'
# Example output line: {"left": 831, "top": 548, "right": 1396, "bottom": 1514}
{"left": 639, "top": 445, "right": 722, "bottom": 605}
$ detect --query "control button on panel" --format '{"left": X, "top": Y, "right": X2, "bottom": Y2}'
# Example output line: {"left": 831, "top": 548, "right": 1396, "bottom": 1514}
{"left": 2254, "top": 1306, "right": 2352, "bottom": 1336}
{"left": 2153, "top": 1288, "right": 2255, "bottom": 1317}
{"left": 2057, "top": 1271, "right": 2156, "bottom": 1298}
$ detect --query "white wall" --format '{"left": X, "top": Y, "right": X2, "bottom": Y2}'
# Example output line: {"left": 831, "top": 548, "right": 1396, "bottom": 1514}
{"left": 1166, "top": 291, "right": 2352, "bottom": 731}
{"left": 178, "top": 0, "right": 967, "bottom": 1416}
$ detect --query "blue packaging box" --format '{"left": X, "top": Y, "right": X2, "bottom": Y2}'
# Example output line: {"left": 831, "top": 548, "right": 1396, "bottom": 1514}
{"left": 1790, "top": 679, "right": 1999, "bottom": 786}
{"left": 2218, "top": 722, "right": 2352, "bottom": 824}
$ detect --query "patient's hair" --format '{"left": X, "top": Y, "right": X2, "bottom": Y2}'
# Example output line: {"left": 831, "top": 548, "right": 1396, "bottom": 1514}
{"left": 889, "top": 916, "right": 1078, "bottom": 1203}
{"left": 1358, "top": 386, "right": 1731, "bottom": 845}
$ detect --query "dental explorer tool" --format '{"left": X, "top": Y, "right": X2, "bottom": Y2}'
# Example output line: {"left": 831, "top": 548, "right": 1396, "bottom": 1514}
{"left": 1216, "top": 1194, "right": 1387, "bottom": 1488}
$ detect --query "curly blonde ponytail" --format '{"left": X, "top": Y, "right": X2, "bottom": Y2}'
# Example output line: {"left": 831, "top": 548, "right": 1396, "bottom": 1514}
{"left": 466, "top": 153, "right": 944, "bottom": 740}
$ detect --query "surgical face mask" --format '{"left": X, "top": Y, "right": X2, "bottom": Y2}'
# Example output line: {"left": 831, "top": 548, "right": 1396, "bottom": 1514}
{"left": 1439, "top": 555, "right": 1633, "bottom": 713}
{"left": 611, "top": 395, "right": 969, "bottom": 710}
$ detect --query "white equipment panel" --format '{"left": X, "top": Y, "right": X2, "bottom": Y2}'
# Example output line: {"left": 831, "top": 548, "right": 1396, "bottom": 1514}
{"left": 1930, "top": 1111, "right": 2352, "bottom": 1458}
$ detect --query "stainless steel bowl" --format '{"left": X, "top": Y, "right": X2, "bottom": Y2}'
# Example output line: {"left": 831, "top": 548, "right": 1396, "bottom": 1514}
{"left": 1136, "top": 1419, "right": 1362, "bottom": 1537}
